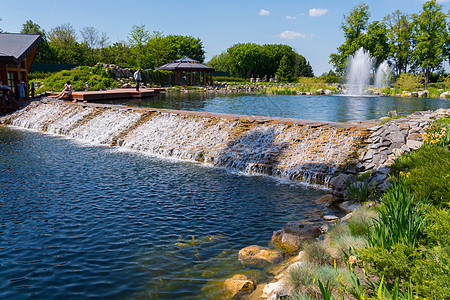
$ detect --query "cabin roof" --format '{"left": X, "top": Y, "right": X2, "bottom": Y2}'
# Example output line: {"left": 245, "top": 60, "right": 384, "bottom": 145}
{"left": 0, "top": 33, "right": 41, "bottom": 64}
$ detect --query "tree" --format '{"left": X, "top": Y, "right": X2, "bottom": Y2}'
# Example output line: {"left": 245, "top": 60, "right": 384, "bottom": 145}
{"left": 165, "top": 35, "right": 205, "bottom": 62}
{"left": 383, "top": 10, "right": 412, "bottom": 76}
{"left": 364, "top": 21, "right": 389, "bottom": 69}
{"left": 329, "top": 4, "right": 370, "bottom": 75}
{"left": 80, "top": 26, "right": 109, "bottom": 65}
{"left": 411, "top": 0, "right": 449, "bottom": 86}
{"left": 275, "top": 55, "right": 293, "bottom": 82}
{"left": 21, "top": 20, "right": 58, "bottom": 63}
{"left": 128, "top": 24, "right": 150, "bottom": 68}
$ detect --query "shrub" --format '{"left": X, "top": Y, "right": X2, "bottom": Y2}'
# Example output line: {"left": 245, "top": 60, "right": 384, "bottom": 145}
{"left": 359, "top": 243, "right": 415, "bottom": 280}
{"left": 411, "top": 245, "right": 450, "bottom": 299}
{"left": 394, "top": 73, "right": 424, "bottom": 91}
{"left": 391, "top": 145, "right": 450, "bottom": 207}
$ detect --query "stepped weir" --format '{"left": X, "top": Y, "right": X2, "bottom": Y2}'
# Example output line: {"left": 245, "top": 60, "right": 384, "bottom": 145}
{"left": 2, "top": 100, "right": 371, "bottom": 187}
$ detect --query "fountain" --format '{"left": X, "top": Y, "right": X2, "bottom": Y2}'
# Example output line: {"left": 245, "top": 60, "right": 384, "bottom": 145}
{"left": 346, "top": 48, "right": 373, "bottom": 95}
{"left": 374, "top": 60, "right": 391, "bottom": 88}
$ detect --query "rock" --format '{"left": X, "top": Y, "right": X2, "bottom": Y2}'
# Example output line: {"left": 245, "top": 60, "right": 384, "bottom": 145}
{"left": 338, "top": 201, "right": 360, "bottom": 213}
{"left": 320, "top": 223, "right": 329, "bottom": 233}
{"left": 440, "top": 91, "right": 450, "bottom": 99}
{"left": 272, "top": 222, "right": 321, "bottom": 254}
{"left": 323, "top": 215, "right": 339, "bottom": 222}
{"left": 262, "top": 278, "right": 291, "bottom": 300}
{"left": 329, "top": 173, "right": 354, "bottom": 192}
{"left": 224, "top": 274, "right": 255, "bottom": 298}
{"left": 340, "top": 212, "right": 353, "bottom": 222}
{"left": 406, "top": 139, "right": 423, "bottom": 150}
{"left": 315, "top": 194, "right": 339, "bottom": 205}
{"left": 238, "top": 245, "right": 283, "bottom": 267}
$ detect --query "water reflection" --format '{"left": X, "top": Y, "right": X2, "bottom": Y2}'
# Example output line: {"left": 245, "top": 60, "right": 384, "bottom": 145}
{"left": 100, "top": 93, "right": 449, "bottom": 123}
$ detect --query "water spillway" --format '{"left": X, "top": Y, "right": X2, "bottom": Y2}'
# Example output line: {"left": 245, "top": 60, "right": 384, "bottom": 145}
{"left": 3, "top": 100, "right": 370, "bottom": 186}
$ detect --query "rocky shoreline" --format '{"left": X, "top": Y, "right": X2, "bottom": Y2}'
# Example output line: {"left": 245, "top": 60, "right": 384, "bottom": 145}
{"left": 223, "top": 108, "right": 450, "bottom": 299}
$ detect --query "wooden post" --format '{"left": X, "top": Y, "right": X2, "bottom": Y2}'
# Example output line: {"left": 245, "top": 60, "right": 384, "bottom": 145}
{"left": 210, "top": 71, "right": 213, "bottom": 86}
{"left": 202, "top": 71, "right": 206, "bottom": 85}
{"left": 190, "top": 71, "right": 193, "bottom": 86}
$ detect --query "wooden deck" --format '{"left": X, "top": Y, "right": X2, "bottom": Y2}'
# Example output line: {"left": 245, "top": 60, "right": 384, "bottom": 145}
{"left": 48, "top": 88, "right": 165, "bottom": 101}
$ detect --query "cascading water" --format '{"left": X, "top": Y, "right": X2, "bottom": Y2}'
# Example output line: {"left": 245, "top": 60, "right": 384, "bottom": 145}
{"left": 4, "top": 101, "right": 369, "bottom": 187}
{"left": 346, "top": 48, "right": 373, "bottom": 96}
{"left": 374, "top": 61, "right": 391, "bottom": 88}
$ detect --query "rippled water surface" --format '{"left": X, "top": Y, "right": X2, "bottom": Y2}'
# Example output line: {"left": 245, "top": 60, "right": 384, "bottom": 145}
{"left": 0, "top": 127, "right": 332, "bottom": 299}
{"left": 106, "top": 93, "right": 450, "bottom": 123}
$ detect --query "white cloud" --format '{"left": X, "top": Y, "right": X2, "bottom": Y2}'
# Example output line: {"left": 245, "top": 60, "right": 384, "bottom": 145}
{"left": 278, "top": 30, "right": 307, "bottom": 40}
{"left": 258, "top": 9, "right": 270, "bottom": 16}
{"left": 309, "top": 8, "right": 328, "bottom": 17}
{"left": 285, "top": 16, "right": 296, "bottom": 20}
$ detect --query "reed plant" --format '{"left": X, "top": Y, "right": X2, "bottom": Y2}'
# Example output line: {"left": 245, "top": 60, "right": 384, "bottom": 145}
{"left": 368, "top": 178, "right": 426, "bottom": 249}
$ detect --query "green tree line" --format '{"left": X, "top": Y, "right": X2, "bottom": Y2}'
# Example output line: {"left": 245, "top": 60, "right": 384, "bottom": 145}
{"left": 330, "top": 0, "right": 450, "bottom": 86}
{"left": 20, "top": 21, "right": 205, "bottom": 69}
{"left": 208, "top": 43, "right": 314, "bottom": 81}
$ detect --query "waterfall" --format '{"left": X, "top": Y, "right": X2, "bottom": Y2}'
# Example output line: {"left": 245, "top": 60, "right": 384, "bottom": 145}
{"left": 4, "top": 101, "right": 369, "bottom": 187}
{"left": 374, "top": 61, "right": 391, "bottom": 88}
{"left": 346, "top": 48, "right": 373, "bottom": 96}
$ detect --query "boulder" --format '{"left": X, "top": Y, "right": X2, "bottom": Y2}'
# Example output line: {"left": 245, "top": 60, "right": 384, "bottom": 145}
{"left": 329, "top": 173, "right": 354, "bottom": 192}
{"left": 272, "top": 222, "right": 321, "bottom": 253}
{"left": 315, "top": 194, "right": 339, "bottom": 205}
{"left": 238, "top": 245, "right": 283, "bottom": 267}
{"left": 338, "top": 201, "right": 360, "bottom": 213}
{"left": 262, "top": 278, "right": 291, "bottom": 300}
{"left": 224, "top": 274, "right": 255, "bottom": 298}
{"left": 406, "top": 139, "right": 423, "bottom": 150}
{"left": 440, "top": 91, "right": 450, "bottom": 99}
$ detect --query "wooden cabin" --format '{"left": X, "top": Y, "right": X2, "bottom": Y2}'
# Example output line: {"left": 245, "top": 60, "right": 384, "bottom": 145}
{"left": 0, "top": 33, "right": 41, "bottom": 113}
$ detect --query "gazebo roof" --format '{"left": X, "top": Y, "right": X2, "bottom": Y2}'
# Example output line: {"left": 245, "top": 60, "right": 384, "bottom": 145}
{"left": 156, "top": 56, "right": 214, "bottom": 72}
{"left": 0, "top": 33, "right": 41, "bottom": 64}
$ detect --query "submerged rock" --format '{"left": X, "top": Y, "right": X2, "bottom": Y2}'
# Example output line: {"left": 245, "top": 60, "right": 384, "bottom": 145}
{"left": 272, "top": 222, "right": 321, "bottom": 254}
{"left": 238, "top": 245, "right": 283, "bottom": 267}
{"left": 224, "top": 274, "right": 255, "bottom": 298}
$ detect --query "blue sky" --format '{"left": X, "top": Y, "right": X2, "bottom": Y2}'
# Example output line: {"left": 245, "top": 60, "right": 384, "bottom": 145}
{"left": 1, "top": 0, "right": 449, "bottom": 75}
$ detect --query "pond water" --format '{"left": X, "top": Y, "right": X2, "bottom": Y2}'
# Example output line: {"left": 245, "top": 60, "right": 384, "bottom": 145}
{"left": 0, "top": 127, "right": 332, "bottom": 299}
{"left": 104, "top": 93, "right": 450, "bottom": 123}
{"left": 1, "top": 93, "right": 448, "bottom": 299}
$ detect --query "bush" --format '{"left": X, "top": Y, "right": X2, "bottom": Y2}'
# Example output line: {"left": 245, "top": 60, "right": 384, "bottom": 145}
{"left": 359, "top": 243, "right": 415, "bottom": 280}
{"left": 391, "top": 145, "right": 450, "bottom": 207}
{"left": 411, "top": 245, "right": 450, "bottom": 299}
{"left": 213, "top": 76, "right": 248, "bottom": 83}
{"left": 394, "top": 73, "right": 424, "bottom": 91}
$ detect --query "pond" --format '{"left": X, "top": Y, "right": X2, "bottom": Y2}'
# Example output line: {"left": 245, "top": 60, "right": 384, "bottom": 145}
{"left": 1, "top": 93, "right": 448, "bottom": 299}
{"left": 102, "top": 93, "right": 450, "bottom": 123}
{"left": 0, "top": 127, "right": 333, "bottom": 299}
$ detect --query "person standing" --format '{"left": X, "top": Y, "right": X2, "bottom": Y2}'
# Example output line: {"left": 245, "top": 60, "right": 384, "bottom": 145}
{"left": 17, "top": 81, "right": 26, "bottom": 105}
{"left": 134, "top": 69, "right": 141, "bottom": 92}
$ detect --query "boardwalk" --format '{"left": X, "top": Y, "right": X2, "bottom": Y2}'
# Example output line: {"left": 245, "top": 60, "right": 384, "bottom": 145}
{"left": 49, "top": 88, "right": 165, "bottom": 101}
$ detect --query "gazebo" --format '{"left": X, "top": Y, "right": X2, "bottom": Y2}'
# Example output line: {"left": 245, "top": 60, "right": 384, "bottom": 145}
{"left": 0, "top": 33, "right": 41, "bottom": 98}
{"left": 156, "top": 56, "right": 214, "bottom": 86}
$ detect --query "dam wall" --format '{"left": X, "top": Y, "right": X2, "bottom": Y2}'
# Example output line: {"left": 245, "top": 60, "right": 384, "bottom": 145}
{"left": 1, "top": 100, "right": 371, "bottom": 187}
